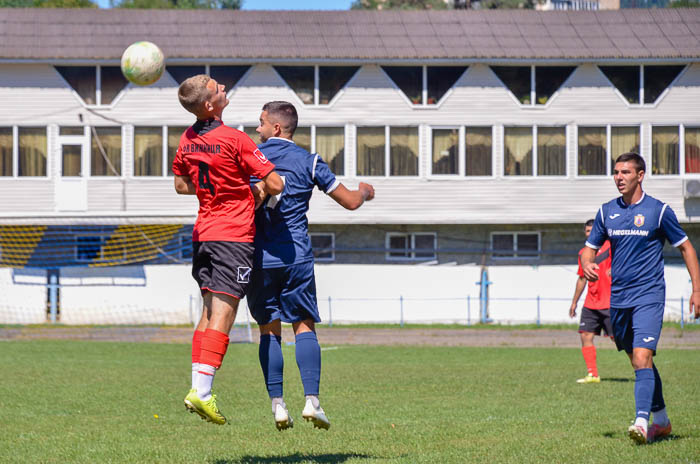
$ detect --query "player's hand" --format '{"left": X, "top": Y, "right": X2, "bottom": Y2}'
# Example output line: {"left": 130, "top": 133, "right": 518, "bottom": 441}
{"left": 569, "top": 303, "right": 577, "bottom": 318}
{"left": 582, "top": 262, "right": 600, "bottom": 282}
{"left": 359, "top": 182, "right": 375, "bottom": 202}
{"left": 252, "top": 181, "right": 267, "bottom": 210}
{"left": 690, "top": 291, "right": 700, "bottom": 319}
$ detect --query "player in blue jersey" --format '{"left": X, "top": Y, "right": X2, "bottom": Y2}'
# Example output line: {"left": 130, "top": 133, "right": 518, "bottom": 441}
{"left": 247, "top": 101, "right": 375, "bottom": 431}
{"left": 582, "top": 152, "right": 700, "bottom": 444}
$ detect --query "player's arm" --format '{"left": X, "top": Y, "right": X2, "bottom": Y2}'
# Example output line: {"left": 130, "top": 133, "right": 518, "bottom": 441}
{"left": 581, "top": 247, "right": 599, "bottom": 282}
{"left": 251, "top": 181, "right": 267, "bottom": 210}
{"left": 329, "top": 182, "right": 375, "bottom": 211}
{"left": 261, "top": 171, "right": 284, "bottom": 196}
{"left": 570, "top": 276, "right": 586, "bottom": 318}
{"left": 678, "top": 240, "right": 700, "bottom": 319}
{"left": 174, "top": 175, "right": 196, "bottom": 195}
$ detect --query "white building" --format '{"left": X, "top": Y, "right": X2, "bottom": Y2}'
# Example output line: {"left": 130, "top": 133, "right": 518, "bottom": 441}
{"left": 0, "top": 8, "right": 698, "bottom": 323}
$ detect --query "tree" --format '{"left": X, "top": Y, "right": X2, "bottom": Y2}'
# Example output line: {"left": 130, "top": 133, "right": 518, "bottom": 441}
{"left": 351, "top": 0, "right": 448, "bottom": 9}
{"left": 671, "top": 0, "right": 700, "bottom": 6}
{"left": 112, "top": 0, "right": 241, "bottom": 7}
{"left": 0, "top": 0, "right": 97, "bottom": 6}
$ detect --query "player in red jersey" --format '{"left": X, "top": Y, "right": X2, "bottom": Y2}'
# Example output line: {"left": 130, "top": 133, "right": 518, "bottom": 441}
{"left": 569, "top": 219, "right": 613, "bottom": 384}
{"left": 172, "top": 74, "right": 283, "bottom": 425}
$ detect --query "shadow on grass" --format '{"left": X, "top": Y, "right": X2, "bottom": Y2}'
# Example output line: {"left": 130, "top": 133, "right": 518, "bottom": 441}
{"left": 601, "top": 431, "right": 684, "bottom": 444}
{"left": 214, "top": 453, "right": 374, "bottom": 463}
{"left": 601, "top": 377, "right": 632, "bottom": 383}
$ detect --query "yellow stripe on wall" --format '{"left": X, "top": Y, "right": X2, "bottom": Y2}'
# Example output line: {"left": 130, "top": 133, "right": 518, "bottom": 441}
{"left": 0, "top": 226, "right": 47, "bottom": 268}
{"left": 90, "top": 224, "right": 182, "bottom": 267}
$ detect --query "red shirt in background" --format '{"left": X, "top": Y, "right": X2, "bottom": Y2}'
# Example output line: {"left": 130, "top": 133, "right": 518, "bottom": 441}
{"left": 172, "top": 120, "right": 275, "bottom": 242}
{"left": 577, "top": 240, "right": 612, "bottom": 310}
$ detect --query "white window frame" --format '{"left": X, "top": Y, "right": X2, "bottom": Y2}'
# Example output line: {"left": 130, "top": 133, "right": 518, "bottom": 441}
{"left": 649, "top": 124, "right": 683, "bottom": 178}
{"left": 355, "top": 125, "right": 420, "bottom": 178}
{"left": 490, "top": 65, "right": 575, "bottom": 109}
{"left": 682, "top": 124, "right": 700, "bottom": 177}
{"left": 54, "top": 65, "right": 129, "bottom": 109}
{"left": 86, "top": 125, "right": 124, "bottom": 179}
{"left": 490, "top": 231, "right": 541, "bottom": 260}
{"left": 312, "top": 126, "right": 347, "bottom": 178}
{"left": 596, "top": 64, "right": 688, "bottom": 108}
{"left": 502, "top": 126, "right": 568, "bottom": 178}
{"left": 272, "top": 64, "right": 359, "bottom": 107}
{"left": 2, "top": 126, "right": 51, "bottom": 179}
{"left": 575, "top": 124, "right": 643, "bottom": 178}
{"left": 309, "top": 232, "right": 335, "bottom": 263}
{"left": 381, "top": 65, "right": 466, "bottom": 108}
{"left": 385, "top": 232, "right": 437, "bottom": 262}
{"left": 132, "top": 125, "right": 168, "bottom": 178}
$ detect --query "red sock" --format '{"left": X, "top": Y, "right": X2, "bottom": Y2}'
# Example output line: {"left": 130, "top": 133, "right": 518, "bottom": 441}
{"left": 199, "top": 329, "right": 229, "bottom": 369}
{"left": 191, "top": 330, "right": 205, "bottom": 364}
{"left": 582, "top": 345, "right": 598, "bottom": 377}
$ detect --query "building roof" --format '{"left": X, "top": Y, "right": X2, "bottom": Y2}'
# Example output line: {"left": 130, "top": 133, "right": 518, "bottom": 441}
{"left": 1, "top": 8, "right": 699, "bottom": 61}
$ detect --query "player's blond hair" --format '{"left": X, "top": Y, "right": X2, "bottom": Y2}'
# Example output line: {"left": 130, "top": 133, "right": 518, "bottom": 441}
{"left": 178, "top": 74, "right": 211, "bottom": 114}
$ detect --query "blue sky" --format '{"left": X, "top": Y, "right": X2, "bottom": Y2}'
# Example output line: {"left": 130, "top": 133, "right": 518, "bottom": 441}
{"left": 96, "top": 0, "right": 354, "bottom": 8}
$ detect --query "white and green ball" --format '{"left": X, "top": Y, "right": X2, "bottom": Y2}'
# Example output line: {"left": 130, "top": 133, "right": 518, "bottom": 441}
{"left": 120, "top": 41, "right": 165, "bottom": 86}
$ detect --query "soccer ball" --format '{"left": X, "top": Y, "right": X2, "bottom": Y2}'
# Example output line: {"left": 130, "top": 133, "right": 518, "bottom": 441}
{"left": 120, "top": 41, "right": 165, "bottom": 86}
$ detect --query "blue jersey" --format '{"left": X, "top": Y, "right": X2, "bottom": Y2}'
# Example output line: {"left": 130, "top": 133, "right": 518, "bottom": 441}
{"left": 253, "top": 137, "right": 339, "bottom": 269}
{"left": 586, "top": 193, "right": 687, "bottom": 308}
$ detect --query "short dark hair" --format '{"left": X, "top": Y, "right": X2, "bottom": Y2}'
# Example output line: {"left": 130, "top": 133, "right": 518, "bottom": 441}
{"left": 585, "top": 219, "right": 594, "bottom": 228}
{"left": 262, "top": 101, "right": 298, "bottom": 135}
{"left": 614, "top": 152, "right": 646, "bottom": 173}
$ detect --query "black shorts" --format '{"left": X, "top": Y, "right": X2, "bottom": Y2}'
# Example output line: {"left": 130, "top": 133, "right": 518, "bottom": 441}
{"left": 578, "top": 307, "right": 613, "bottom": 337}
{"left": 192, "top": 241, "right": 254, "bottom": 299}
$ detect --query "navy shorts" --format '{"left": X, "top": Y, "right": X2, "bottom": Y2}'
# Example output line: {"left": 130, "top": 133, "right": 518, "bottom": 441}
{"left": 578, "top": 307, "right": 613, "bottom": 337}
{"left": 246, "top": 260, "right": 321, "bottom": 325}
{"left": 610, "top": 303, "right": 665, "bottom": 354}
{"left": 192, "top": 241, "right": 254, "bottom": 299}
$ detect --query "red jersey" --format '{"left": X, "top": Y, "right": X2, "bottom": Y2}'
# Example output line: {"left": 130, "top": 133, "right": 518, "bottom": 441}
{"left": 172, "top": 119, "right": 274, "bottom": 242}
{"left": 577, "top": 240, "right": 611, "bottom": 310}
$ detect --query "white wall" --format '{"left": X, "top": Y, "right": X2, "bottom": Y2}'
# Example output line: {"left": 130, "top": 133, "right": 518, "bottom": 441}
{"left": 0, "top": 263, "right": 695, "bottom": 325}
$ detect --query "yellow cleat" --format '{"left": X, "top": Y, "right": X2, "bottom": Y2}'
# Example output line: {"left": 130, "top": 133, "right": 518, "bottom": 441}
{"left": 184, "top": 389, "right": 227, "bottom": 425}
{"left": 576, "top": 373, "right": 601, "bottom": 384}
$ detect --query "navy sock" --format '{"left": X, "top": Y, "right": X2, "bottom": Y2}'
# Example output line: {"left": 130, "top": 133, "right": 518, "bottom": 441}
{"left": 651, "top": 363, "right": 666, "bottom": 412}
{"left": 634, "top": 368, "right": 654, "bottom": 422}
{"left": 295, "top": 331, "right": 321, "bottom": 396}
{"left": 259, "top": 334, "right": 284, "bottom": 398}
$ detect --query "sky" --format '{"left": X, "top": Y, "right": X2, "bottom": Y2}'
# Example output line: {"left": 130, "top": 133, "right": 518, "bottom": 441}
{"left": 96, "top": 0, "right": 354, "bottom": 8}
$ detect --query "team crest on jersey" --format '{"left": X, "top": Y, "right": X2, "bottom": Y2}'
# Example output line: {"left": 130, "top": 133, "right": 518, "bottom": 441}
{"left": 253, "top": 148, "right": 268, "bottom": 164}
{"left": 634, "top": 214, "right": 645, "bottom": 227}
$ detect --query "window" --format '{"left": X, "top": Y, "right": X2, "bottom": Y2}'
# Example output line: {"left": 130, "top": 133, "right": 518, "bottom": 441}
{"left": 274, "top": 66, "right": 314, "bottom": 104}
{"left": 652, "top": 126, "right": 679, "bottom": 175}
{"left": 383, "top": 66, "right": 467, "bottom": 105}
{"left": 310, "top": 233, "right": 335, "bottom": 262}
{"left": 133, "top": 127, "right": 162, "bottom": 176}
{"left": 390, "top": 127, "right": 419, "bottom": 176}
{"left": 491, "top": 66, "right": 574, "bottom": 105}
{"left": 91, "top": 127, "right": 121, "bottom": 176}
{"left": 55, "top": 66, "right": 128, "bottom": 106}
{"left": 537, "top": 127, "right": 566, "bottom": 176}
{"left": 599, "top": 65, "right": 685, "bottom": 105}
{"left": 294, "top": 127, "right": 312, "bottom": 152}
{"left": 386, "top": 232, "right": 436, "bottom": 261}
{"left": 578, "top": 127, "right": 607, "bottom": 176}
{"left": 504, "top": 127, "right": 533, "bottom": 176}
{"left": 316, "top": 127, "right": 344, "bottom": 176}
{"left": 356, "top": 126, "right": 418, "bottom": 177}
{"left": 274, "top": 66, "right": 359, "bottom": 105}
{"left": 686, "top": 127, "right": 700, "bottom": 174}
{"left": 610, "top": 126, "right": 640, "bottom": 165}
{"left": 356, "top": 127, "right": 386, "bottom": 176}
{"left": 491, "top": 232, "right": 540, "bottom": 259}
{"left": 167, "top": 66, "right": 206, "bottom": 85}
{"left": 0, "top": 127, "right": 11, "bottom": 176}
{"left": 466, "top": 127, "right": 492, "bottom": 176}
{"left": 319, "top": 67, "right": 360, "bottom": 104}
{"left": 167, "top": 126, "right": 188, "bottom": 176}
{"left": 76, "top": 234, "right": 125, "bottom": 263}
{"left": 243, "top": 127, "right": 260, "bottom": 144}
{"left": 432, "top": 128, "right": 459, "bottom": 175}
{"left": 209, "top": 65, "right": 250, "bottom": 93}
{"left": 18, "top": 127, "right": 47, "bottom": 177}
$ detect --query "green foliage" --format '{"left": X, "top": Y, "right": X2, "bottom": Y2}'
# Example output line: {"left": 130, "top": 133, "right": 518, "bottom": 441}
{"left": 0, "top": 0, "right": 96, "bottom": 6}
{"left": 671, "top": 0, "right": 700, "bottom": 7}
{"left": 480, "top": 0, "right": 535, "bottom": 8}
{"left": 1, "top": 340, "right": 699, "bottom": 463}
{"left": 351, "top": 0, "right": 448, "bottom": 9}
{"left": 111, "top": 0, "right": 241, "bottom": 7}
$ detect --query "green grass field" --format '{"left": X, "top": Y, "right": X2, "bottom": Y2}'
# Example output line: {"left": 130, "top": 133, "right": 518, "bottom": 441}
{"left": 1, "top": 340, "right": 699, "bottom": 463}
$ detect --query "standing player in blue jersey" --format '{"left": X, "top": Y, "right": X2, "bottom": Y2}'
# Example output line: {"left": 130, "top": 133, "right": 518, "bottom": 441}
{"left": 247, "top": 101, "right": 375, "bottom": 431}
{"left": 582, "top": 152, "right": 700, "bottom": 444}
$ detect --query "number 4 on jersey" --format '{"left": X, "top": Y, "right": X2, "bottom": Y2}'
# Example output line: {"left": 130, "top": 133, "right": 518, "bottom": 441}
{"left": 198, "top": 161, "right": 215, "bottom": 195}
